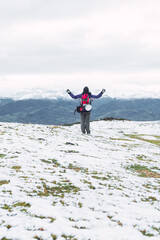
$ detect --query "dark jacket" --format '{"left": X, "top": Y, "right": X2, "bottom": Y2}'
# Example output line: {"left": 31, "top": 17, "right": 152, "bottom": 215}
{"left": 69, "top": 92, "right": 102, "bottom": 100}
{"left": 69, "top": 91, "right": 103, "bottom": 112}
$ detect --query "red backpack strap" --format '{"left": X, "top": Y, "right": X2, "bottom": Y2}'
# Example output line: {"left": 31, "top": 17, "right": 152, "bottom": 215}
{"left": 81, "top": 94, "right": 90, "bottom": 105}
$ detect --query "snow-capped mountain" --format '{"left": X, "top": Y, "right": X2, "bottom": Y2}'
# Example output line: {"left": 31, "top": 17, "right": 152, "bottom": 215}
{"left": 0, "top": 87, "right": 159, "bottom": 100}
{"left": 0, "top": 120, "right": 160, "bottom": 240}
{"left": 0, "top": 88, "right": 68, "bottom": 100}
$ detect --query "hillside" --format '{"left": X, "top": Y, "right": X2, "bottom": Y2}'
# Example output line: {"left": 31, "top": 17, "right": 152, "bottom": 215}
{"left": 0, "top": 98, "right": 160, "bottom": 125}
{"left": 0, "top": 120, "right": 160, "bottom": 240}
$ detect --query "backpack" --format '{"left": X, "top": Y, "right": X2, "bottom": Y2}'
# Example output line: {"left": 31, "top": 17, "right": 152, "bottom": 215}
{"left": 74, "top": 93, "right": 92, "bottom": 114}
{"left": 81, "top": 93, "right": 90, "bottom": 106}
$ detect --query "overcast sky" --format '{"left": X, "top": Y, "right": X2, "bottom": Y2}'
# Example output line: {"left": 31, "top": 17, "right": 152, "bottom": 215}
{"left": 0, "top": 0, "right": 160, "bottom": 97}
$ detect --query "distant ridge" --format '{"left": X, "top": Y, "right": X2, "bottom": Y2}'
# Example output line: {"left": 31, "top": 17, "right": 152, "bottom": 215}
{"left": 63, "top": 117, "right": 129, "bottom": 126}
{"left": 0, "top": 97, "right": 160, "bottom": 125}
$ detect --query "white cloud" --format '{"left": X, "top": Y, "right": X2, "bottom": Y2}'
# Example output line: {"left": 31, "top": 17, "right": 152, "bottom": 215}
{"left": 0, "top": 70, "right": 160, "bottom": 97}
{"left": 0, "top": 0, "right": 160, "bottom": 98}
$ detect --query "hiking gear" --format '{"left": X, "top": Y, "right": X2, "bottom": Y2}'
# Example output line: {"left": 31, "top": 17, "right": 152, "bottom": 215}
{"left": 80, "top": 93, "right": 92, "bottom": 112}
{"left": 81, "top": 93, "right": 90, "bottom": 105}
{"left": 74, "top": 95, "right": 92, "bottom": 114}
{"left": 66, "top": 89, "right": 71, "bottom": 94}
{"left": 74, "top": 106, "right": 83, "bottom": 114}
{"left": 74, "top": 92, "right": 92, "bottom": 114}
{"left": 74, "top": 106, "right": 92, "bottom": 113}
{"left": 101, "top": 89, "right": 106, "bottom": 94}
{"left": 85, "top": 104, "right": 92, "bottom": 111}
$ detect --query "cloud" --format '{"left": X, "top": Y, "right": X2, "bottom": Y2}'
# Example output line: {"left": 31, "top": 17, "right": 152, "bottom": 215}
{"left": 0, "top": 0, "right": 160, "bottom": 97}
{"left": 0, "top": 71, "right": 160, "bottom": 99}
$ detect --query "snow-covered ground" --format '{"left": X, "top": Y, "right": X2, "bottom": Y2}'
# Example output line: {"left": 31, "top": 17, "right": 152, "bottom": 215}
{"left": 0, "top": 120, "right": 160, "bottom": 240}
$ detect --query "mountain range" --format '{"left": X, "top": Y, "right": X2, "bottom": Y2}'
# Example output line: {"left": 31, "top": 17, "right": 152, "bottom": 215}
{"left": 0, "top": 97, "right": 160, "bottom": 125}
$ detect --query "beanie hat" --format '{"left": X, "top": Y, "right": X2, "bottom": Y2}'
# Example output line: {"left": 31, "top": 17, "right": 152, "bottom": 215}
{"left": 83, "top": 86, "right": 89, "bottom": 94}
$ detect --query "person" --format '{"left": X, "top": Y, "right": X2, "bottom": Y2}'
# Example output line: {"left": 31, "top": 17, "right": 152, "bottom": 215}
{"left": 66, "top": 86, "right": 105, "bottom": 134}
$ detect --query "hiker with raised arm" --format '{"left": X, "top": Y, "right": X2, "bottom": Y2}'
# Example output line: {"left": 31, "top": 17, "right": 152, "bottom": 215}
{"left": 66, "top": 86, "right": 105, "bottom": 134}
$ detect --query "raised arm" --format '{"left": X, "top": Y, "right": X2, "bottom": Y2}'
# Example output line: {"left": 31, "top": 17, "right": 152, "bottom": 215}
{"left": 66, "top": 89, "right": 81, "bottom": 99}
{"left": 90, "top": 89, "right": 106, "bottom": 99}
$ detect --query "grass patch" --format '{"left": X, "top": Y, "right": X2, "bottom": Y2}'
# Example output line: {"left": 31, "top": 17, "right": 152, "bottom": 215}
{"left": 33, "top": 236, "right": 43, "bottom": 240}
{"left": 41, "top": 159, "right": 52, "bottom": 164}
{"left": 140, "top": 229, "right": 154, "bottom": 237}
{"left": 0, "top": 154, "right": 6, "bottom": 158}
{"left": 137, "top": 155, "right": 148, "bottom": 161}
{"left": 50, "top": 218, "right": 56, "bottom": 223}
{"left": 61, "top": 234, "right": 77, "bottom": 240}
{"left": 0, "top": 131, "right": 6, "bottom": 135}
{"left": 1, "top": 238, "right": 12, "bottom": 240}
{"left": 2, "top": 204, "right": 12, "bottom": 212}
{"left": 51, "top": 234, "right": 57, "bottom": 240}
{"left": 2, "top": 190, "right": 12, "bottom": 195}
{"left": 125, "top": 134, "right": 160, "bottom": 146}
{"left": 0, "top": 180, "right": 10, "bottom": 186}
{"left": 127, "top": 164, "right": 160, "bottom": 178}
{"left": 68, "top": 164, "right": 88, "bottom": 173}
{"left": 6, "top": 225, "right": 12, "bottom": 229}
{"left": 20, "top": 176, "right": 29, "bottom": 179}
{"left": 63, "top": 150, "right": 79, "bottom": 154}
{"left": 38, "top": 181, "right": 80, "bottom": 198}
{"left": 31, "top": 214, "right": 56, "bottom": 222}
{"left": 50, "top": 159, "right": 61, "bottom": 167}
{"left": 41, "top": 159, "right": 61, "bottom": 167}
{"left": 69, "top": 218, "right": 76, "bottom": 222}
{"left": 155, "top": 135, "right": 160, "bottom": 138}
{"left": 92, "top": 175, "right": 109, "bottom": 181}
{"left": 145, "top": 139, "right": 160, "bottom": 146}
{"left": 73, "top": 225, "right": 87, "bottom": 229}
{"left": 107, "top": 215, "right": 123, "bottom": 226}
{"left": 12, "top": 202, "right": 31, "bottom": 208}
{"left": 12, "top": 166, "right": 21, "bottom": 171}
{"left": 10, "top": 156, "right": 18, "bottom": 159}
{"left": 110, "top": 138, "right": 131, "bottom": 141}
{"left": 152, "top": 226, "right": 160, "bottom": 234}
{"left": 137, "top": 155, "right": 156, "bottom": 163}
{"left": 78, "top": 202, "right": 83, "bottom": 208}
{"left": 141, "top": 196, "right": 157, "bottom": 202}
{"left": 83, "top": 180, "right": 96, "bottom": 190}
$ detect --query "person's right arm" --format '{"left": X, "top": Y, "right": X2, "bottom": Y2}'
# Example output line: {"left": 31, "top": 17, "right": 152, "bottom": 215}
{"left": 90, "top": 89, "right": 106, "bottom": 99}
{"left": 66, "top": 89, "right": 81, "bottom": 99}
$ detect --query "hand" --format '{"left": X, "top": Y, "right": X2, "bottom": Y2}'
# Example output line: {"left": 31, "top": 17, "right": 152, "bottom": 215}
{"left": 66, "top": 89, "right": 71, "bottom": 94}
{"left": 101, "top": 89, "right": 106, "bottom": 94}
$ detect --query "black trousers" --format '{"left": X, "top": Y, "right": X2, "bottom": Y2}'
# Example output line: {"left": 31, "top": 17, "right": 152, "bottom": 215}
{"left": 80, "top": 112, "right": 90, "bottom": 134}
